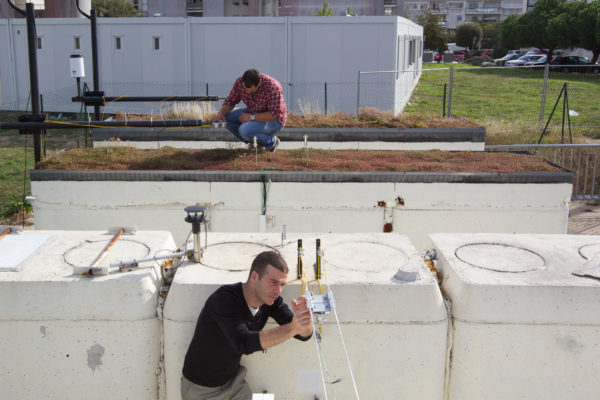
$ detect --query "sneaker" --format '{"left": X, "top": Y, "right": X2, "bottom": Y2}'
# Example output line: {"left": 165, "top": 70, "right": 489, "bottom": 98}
{"left": 267, "top": 137, "right": 280, "bottom": 153}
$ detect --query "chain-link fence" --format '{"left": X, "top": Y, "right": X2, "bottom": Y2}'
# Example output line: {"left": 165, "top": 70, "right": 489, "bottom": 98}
{"left": 401, "top": 65, "right": 600, "bottom": 137}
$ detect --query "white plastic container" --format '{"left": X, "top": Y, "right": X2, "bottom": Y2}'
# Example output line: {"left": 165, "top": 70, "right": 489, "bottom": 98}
{"left": 0, "top": 230, "right": 176, "bottom": 400}
{"left": 431, "top": 233, "right": 600, "bottom": 400}
{"left": 163, "top": 233, "right": 448, "bottom": 400}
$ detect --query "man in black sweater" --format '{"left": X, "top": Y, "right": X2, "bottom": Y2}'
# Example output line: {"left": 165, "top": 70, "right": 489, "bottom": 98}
{"left": 181, "top": 251, "right": 313, "bottom": 400}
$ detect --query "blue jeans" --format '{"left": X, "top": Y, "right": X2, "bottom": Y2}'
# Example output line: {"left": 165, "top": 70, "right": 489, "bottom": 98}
{"left": 225, "top": 108, "right": 282, "bottom": 149}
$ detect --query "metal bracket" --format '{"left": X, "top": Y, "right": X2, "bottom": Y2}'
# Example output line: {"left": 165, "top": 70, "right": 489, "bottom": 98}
{"left": 305, "top": 290, "right": 336, "bottom": 314}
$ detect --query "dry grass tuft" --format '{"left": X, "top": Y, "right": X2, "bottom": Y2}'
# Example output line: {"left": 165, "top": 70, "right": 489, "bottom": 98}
{"left": 114, "top": 107, "right": 480, "bottom": 130}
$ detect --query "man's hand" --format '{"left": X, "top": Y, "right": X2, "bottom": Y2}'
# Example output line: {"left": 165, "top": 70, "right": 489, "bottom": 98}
{"left": 214, "top": 105, "right": 232, "bottom": 122}
{"left": 239, "top": 113, "right": 253, "bottom": 123}
{"left": 291, "top": 296, "right": 312, "bottom": 337}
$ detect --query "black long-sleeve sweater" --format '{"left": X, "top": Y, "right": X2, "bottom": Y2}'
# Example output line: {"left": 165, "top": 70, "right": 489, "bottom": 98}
{"left": 182, "top": 282, "right": 310, "bottom": 387}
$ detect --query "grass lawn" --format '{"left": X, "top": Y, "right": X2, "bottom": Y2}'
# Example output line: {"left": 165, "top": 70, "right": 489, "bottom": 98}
{"left": 406, "top": 63, "right": 600, "bottom": 144}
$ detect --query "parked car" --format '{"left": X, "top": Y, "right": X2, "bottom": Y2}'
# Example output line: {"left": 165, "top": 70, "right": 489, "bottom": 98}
{"left": 452, "top": 50, "right": 468, "bottom": 62}
{"left": 507, "top": 49, "right": 523, "bottom": 56}
{"left": 550, "top": 56, "right": 600, "bottom": 73}
{"left": 524, "top": 49, "right": 543, "bottom": 56}
{"left": 471, "top": 49, "right": 494, "bottom": 57}
{"left": 524, "top": 55, "right": 548, "bottom": 66}
{"left": 505, "top": 55, "right": 545, "bottom": 66}
{"left": 433, "top": 51, "right": 444, "bottom": 62}
{"left": 495, "top": 53, "right": 521, "bottom": 66}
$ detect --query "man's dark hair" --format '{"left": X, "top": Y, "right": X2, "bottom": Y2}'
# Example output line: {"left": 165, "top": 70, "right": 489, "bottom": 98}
{"left": 249, "top": 251, "right": 288, "bottom": 279}
{"left": 242, "top": 69, "right": 261, "bottom": 88}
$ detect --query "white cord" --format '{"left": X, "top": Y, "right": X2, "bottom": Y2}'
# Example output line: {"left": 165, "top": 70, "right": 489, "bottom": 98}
{"left": 309, "top": 308, "right": 329, "bottom": 400}
{"left": 332, "top": 307, "right": 360, "bottom": 399}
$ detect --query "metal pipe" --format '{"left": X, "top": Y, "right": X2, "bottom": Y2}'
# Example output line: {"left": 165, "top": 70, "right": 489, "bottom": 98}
{"left": 91, "top": 9, "right": 101, "bottom": 120}
{"left": 109, "top": 250, "right": 186, "bottom": 268}
{"left": 72, "top": 95, "right": 220, "bottom": 103}
{"left": 0, "top": 227, "right": 12, "bottom": 240}
{"left": 25, "top": 2, "right": 43, "bottom": 163}
{"left": 90, "top": 228, "right": 124, "bottom": 268}
{"left": 447, "top": 66, "right": 454, "bottom": 117}
{"left": 0, "top": 118, "right": 210, "bottom": 130}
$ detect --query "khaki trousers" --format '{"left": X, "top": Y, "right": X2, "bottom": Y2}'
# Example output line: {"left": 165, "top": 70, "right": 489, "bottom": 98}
{"left": 181, "top": 366, "right": 252, "bottom": 400}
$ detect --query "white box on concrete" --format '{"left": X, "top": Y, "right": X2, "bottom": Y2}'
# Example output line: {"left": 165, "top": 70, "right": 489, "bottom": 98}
{"left": 430, "top": 233, "right": 600, "bottom": 400}
{"left": 0, "top": 230, "right": 177, "bottom": 400}
{"left": 163, "top": 233, "right": 448, "bottom": 400}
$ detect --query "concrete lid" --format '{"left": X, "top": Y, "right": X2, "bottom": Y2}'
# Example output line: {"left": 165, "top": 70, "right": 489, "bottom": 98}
{"left": 430, "top": 233, "right": 600, "bottom": 324}
{"left": 164, "top": 233, "right": 447, "bottom": 323}
{"left": 0, "top": 230, "right": 176, "bottom": 320}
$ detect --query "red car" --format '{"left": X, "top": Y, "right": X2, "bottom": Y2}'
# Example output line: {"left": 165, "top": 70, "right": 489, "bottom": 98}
{"left": 471, "top": 49, "right": 494, "bottom": 57}
{"left": 433, "top": 51, "right": 444, "bottom": 62}
{"left": 452, "top": 50, "right": 468, "bottom": 62}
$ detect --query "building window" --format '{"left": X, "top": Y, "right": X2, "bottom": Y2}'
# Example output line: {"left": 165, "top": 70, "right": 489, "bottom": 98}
{"left": 153, "top": 36, "right": 160, "bottom": 50}
{"left": 36, "top": 36, "right": 42, "bottom": 50}
{"left": 457, "top": 15, "right": 463, "bottom": 22}
{"left": 114, "top": 36, "right": 122, "bottom": 50}
{"left": 233, "top": 0, "right": 239, "bottom": 4}
{"left": 74, "top": 36, "right": 81, "bottom": 50}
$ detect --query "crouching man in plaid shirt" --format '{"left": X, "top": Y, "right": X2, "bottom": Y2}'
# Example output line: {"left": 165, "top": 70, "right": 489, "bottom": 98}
{"left": 215, "top": 69, "right": 287, "bottom": 152}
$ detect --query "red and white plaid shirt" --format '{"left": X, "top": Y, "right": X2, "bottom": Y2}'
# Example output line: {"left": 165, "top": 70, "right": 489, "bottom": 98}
{"left": 223, "top": 73, "right": 287, "bottom": 126}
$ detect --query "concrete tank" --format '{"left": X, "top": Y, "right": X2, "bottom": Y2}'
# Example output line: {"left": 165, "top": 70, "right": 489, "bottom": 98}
{"left": 0, "top": 229, "right": 176, "bottom": 400}
{"left": 430, "top": 233, "right": 600, "bottom": 400}
{"left": 163, "top": 232, "right": 448, "bottom": 400}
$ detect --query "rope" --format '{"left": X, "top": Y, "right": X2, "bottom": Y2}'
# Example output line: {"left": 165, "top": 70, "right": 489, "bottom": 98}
{"left": 309, "top": 307, "right": 329, "bottom": 400}
{"left": 332, "top": 306, "right": 360, "bottom": 400}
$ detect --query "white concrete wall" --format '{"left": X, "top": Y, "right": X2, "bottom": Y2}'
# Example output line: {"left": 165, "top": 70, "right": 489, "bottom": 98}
{"left": 30, "top": 180, "right": 572, "bottom": 251}
{"left": 0, "top": 16, "right": 422, "bottom": 115}
{"left": 431, "top": 233, "right": 600, "bottom": 400}
{"left": 163, "top": 233, "right": 448, "bottom": 400}
{"left": 0, "top": 230, "right": 176, "bottom": 400}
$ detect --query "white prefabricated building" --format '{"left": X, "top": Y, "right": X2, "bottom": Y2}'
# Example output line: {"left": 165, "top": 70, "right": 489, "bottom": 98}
{"left": 0, "top": 16, "right": 423, "bottom": 115}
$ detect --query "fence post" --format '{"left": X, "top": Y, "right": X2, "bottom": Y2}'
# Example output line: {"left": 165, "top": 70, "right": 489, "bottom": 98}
{"left": 324, "top": 82, "right": 328, "bottom": 115}
{"left": 447, "top": 66, "right": 454, "bottom": 118}
{"left": 356, "top": 71, "right": 361, "bottom": 116}
{"left": 206, "top": 83, "right": 209, "bottom": 96}
{"left": 539, "top": 64, "right": 549, "bottom": 128}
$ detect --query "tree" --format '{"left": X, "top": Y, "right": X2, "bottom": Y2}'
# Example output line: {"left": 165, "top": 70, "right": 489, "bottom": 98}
{"left": 313, "top": 1, "right": 334, "bottom": 16}
{"left": 418, "top": 11, "right": 448, "bottom": 52}
{"left": 480, "top": 22, "right": 507, "bottom": 57}
{"left": 565, "top": 0, "right": 600, "bottom": 64}
{"left": 92, "top": 0, "right": 138, "bottom": 17}
{"left": 455, "top": 22, "right": 483, "bottom": 50}
{"left": 500, "top": 0, "right": 571, "bottom": 62}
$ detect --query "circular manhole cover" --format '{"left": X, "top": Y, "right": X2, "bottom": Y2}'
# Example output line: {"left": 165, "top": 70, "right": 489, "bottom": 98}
{"left": 324, "top": 241, "right": 410, "bottom": 272}
{"left": 455, "top": 243, "right": 545, "bottom": 273}
{"left": 64, "top": 239, "right": 151, "bottom": 267}
{"left": 201, "top": 242, "right": 280, "bottom": 271}
{"left": 577, "top": 243, "right": 600, "bottom": 260}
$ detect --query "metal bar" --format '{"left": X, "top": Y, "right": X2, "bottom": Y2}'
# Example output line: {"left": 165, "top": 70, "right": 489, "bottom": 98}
{"left": 356, "top": 71, "right": 361, "bottom": 116}
{"left": 583, "top": 148, "right": 590, "bottom": 195}
{"left": 109, "top": 250, "right": 186, "bottom": 268}
{"left": 297, "top": 239, "right": 303, "bottom": 280}
{"left": 576, "top": 147, "right": 582, "bottom": 196}
{"left": 0, "top": 227, "right": 12, "bottom": 240}
{"left": 316, "top": 239, "right": 322, "bottom": 280}
{"left": 447, "top": 67, "right": 454, "bottom": 117}
{"left": 538, "top": 64, "right": 549, "bottom": 128}
{"left": 72, "top": 95, "right": 220, "bottom": 103}
{"left": 91, "top": 10, "right": 101, "bottom": 120}
{"left": 592, "top": 148, "right": 598, "bottom": 197}
{"left": 25, "top": 3, "right": 43, "bottom": 163}
{"left": 0, "top": 119, "right": 210, "bottom": 130}
{"left": 442, "top": 83, "right": 447, "bottom": 118}
{"left": 90, "top": 228, "right": 124, "bottom": 268}
{"left": 324, "top": 82, "right": 328, "bottom": 115}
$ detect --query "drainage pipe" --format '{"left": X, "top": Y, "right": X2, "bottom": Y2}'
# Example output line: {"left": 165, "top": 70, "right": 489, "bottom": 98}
{"left": 0, "top": 119, "right": 211, "bottom": 130}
